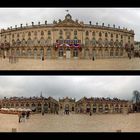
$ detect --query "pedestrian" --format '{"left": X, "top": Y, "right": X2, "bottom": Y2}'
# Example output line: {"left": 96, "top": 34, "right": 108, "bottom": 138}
{"left": 92, "top": 56, "right": 94, "bottom": 61}
{"left": 42, "top": 56, "right": 44, "bottom": 61}
{"left": 42, "top": 111, "right": 44, "bottom": 116}
{"left": 89, "top": 111, "right": 92, "bottom": 116}
{"left": 18, "top": 112, "right": 21, "bottom": 123}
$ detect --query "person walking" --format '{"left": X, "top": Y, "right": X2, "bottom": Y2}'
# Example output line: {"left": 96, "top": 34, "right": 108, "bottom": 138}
{"left": 92, "top": 56, "right": 95, "bottom": 61}
{"left": 18, "top": 112, "right": 21, "bottom": 123}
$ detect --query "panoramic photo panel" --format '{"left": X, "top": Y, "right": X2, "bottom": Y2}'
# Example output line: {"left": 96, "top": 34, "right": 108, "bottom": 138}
{"left": 0, "top": 76, "right": 139, "bottom": 132}
{"left": 0, "top": 8, "right": 139, "bottom": 70}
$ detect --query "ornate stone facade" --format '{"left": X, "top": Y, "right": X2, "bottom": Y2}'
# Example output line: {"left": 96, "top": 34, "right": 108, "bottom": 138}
{"left": 76, "top": 97, "right": 133, "bottom": 114}
{"left": 0, "top": 14, "right": 135, "bottom": 59}
{"left": 0, "top": 96, "right": 133, "bottom": 114}
{"left": 0, "top": 96, "right": 59, "bottom": 113}
{"left": 59, "top": 97, "right": 76, "bottom": 112}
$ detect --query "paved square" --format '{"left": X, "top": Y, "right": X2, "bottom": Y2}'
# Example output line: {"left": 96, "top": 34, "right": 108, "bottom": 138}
{"left": 0, "top": 57, "right": 140, "bottom": 70}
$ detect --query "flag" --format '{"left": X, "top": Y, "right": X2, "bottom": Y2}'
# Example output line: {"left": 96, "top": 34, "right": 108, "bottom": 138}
{"left": 65, "top": 44, "right": 70, "bottom": 47}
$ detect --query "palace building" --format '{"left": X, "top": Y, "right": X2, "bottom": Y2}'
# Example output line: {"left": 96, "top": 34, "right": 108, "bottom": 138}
{"left": 0, "top": 96, "right": 59, "bottom": 113}
{"left": 0, "top": 13, "right": 135, "bottom": 59}
{"left": 0, "top": 96, "right": 133, "bottom": 114}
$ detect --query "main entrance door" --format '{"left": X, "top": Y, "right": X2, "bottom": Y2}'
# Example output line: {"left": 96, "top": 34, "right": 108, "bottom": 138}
{"left": 66, "top": 48, "right": 71, "bottom": 59}
{"left": 58, "top": 48, "right": 63, "bottom": 59}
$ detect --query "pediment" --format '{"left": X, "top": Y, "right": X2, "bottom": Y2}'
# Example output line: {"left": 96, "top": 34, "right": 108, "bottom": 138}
{"left": 55, "top": 19, "right": 83, "bottom": 27}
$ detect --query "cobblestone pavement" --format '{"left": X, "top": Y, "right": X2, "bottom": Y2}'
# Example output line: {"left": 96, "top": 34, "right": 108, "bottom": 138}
{"left": 0, "top": 57, "right": 140, "bottom": 70}
{"left": 0, "top": 113, "right": 140, "bottom": 132}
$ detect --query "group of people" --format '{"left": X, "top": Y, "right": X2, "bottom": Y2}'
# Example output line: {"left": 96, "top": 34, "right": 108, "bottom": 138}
{"left": 18, "top": 111, "right": 31, "bottom": 123}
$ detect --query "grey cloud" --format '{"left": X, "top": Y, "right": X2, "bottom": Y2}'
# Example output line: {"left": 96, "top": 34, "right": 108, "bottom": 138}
{"left": 0, "top": 8, "right": 140, "bottom": 40}
{"left": 0, "top": 76, "right": 139, "bottom": 101}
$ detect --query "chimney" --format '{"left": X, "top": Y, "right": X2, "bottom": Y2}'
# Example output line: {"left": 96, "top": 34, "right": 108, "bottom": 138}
{"left": 38, "top": 21, "right": 40, "bottom": 25}
{"left": 32, "top": 22, "right": 34, "bottom": 26}
{"left": 45, "top": 20, "right": 47, "bottom": 25}
{"left": 20, "top": 24, "right": 22, "bottom": 28}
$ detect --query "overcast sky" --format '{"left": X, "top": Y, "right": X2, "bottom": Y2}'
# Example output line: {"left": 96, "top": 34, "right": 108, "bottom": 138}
{"left": 0, "top": 8, "right": 140, "bottom": 40}
{"left": 0, "top": 76, "right": 139, "bottom": 101}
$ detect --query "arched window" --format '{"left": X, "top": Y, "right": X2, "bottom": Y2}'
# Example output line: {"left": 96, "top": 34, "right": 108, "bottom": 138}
{"left": 85, "top": 37, "right": 89, "bottom": 46}
{"left": 74, "top": 30, "right": 77, "bottom": 36}
{"left": 26, "top": 103, "right": 30, "bottom": 107}
{"left": 41, "top": 31, "right": 44, "bottom": 36}
{"left": 99, "top": 32, "right": 102, "bottom": 37}
{"left": 34, "top": 31, "right": 37, "bottom": 36}
{"left": 110, "top": 39, "right": 114, "bottom": 46}
{"left": 92, "top": 38, "right": 96, "bottom": 46}
{"left": 121, "top": 35, "right": 123, "bottom": 39}
{"left": 28, "top": 32, "right": 31, "bottom": 36}
{"left": 59, "top": 30, "right": 63, "bottom": 35}
{"left": 27, "top": 38, "right": 32, "bottom": 46}
{"left": 17, "top": 33, "right": 20, "bottom": 38}
{"left": 92, "top": 31, "right": 95, "bottom": 36}
{"left": 111, "top": 33, "right": 113, "bottom": 38}
{"left": 104, "top": 39, "right": 109, "bottom": 47}
{"left": 116, "top": 34, "right": 118, "bottom": 38}
{"left": 22, "top": 33, "right": 25, "bottom": 38}
{"left": 86, "top": 31, "right": 89, "bottom": 36}
{"left": 98, "top": 38, "right": 102, "bottom": 46}
{"left": 48, "top": 30, "right": 51, "bottom": 35}
{"left": 105, "top": 32, "right": 108, "bottom": 37}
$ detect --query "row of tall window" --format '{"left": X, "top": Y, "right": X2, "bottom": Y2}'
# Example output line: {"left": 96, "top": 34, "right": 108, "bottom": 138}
{"left": 2, "top": 103, "right": 51, "bottom": 107}
{"left": 3, "top": 31, "right": 131, "bottom": 41}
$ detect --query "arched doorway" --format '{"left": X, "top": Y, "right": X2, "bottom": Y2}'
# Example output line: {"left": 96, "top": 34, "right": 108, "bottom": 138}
{"left": 73, "top": 48, "right": 78, "bottom": 59}
{"left": 98, "top": 48, "right": 102, "bottom": 59}
{"left": 44, "top": 103, "right": 48, "bottom": 113}
{"left": 27, "top": 49, "right": 32, "bottom": 57}
{"left": 21, "top": 49, "right": 26, "bottom": 56}
{"left": 99, "top": 104, "right": 103, "bottom": 113}
{"left": 16, "top": 49, "right": 20, "bottom": 57}
{"left": 93, "top": 104, "right": 97, "bottom": 113}
{"left": 110, "top": 49, "right": 114, "bottom": 57}
{"left": 58, "top": 48, "right": 63, "bottom": 58}
{"left": 86, "top": 104, "right": 90, "bottom": 113}
{"left": 65, "top": 104, "right": 69, "bottom": 114}
{"left": 46, "top": 48, "right": 51, "bottom": 59}
{"left": 34, "top": 48, "right": 37, "bottom": 59}
{"left": 40, "top": 48, "right": 44, "bottom": 60}
{"left": 104, "top": 49, "right": 109, "bottom": 58}
{"left": 85, "top": 48, "right": 89, "bottom": 59}
{"left": 66, "top": 48, "right": 71, "bottom": 59}
{"left": 11, "top": 49, "right": 15, "bottom": 55}
{"left": 120, "top": 49, "right": 123, "bottom": 56}
{"left": 115, "top": 49, "right": 119, "bottom": 57}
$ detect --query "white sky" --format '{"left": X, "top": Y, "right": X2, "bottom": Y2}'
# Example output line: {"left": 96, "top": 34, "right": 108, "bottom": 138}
{"left": 0, "top": 8, "right": 139, "bottom": 40}
{"left": 0, "top": 76, "right": 139, "bottom": 101}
